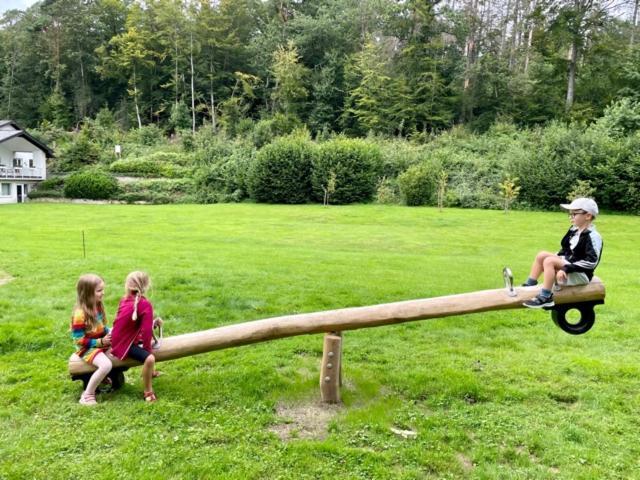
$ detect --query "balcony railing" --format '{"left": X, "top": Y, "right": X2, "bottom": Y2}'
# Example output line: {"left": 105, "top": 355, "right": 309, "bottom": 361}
{"left": 0, "top": 166, "right": 44, "bottom": 180}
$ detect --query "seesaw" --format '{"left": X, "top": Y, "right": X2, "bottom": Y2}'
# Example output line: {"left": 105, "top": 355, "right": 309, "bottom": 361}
{"left": 68, "top": 271, "right": 605, "bottom": 403}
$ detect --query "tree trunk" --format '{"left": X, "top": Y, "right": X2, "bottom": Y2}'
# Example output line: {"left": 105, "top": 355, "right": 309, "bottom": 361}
{"left": 190, "top": 32, "right": 196, "bottom": 133}
{"left": 631, "top": 0, "right": 639, "bottom": 47}
{"left": 500, "top": 0, "right": 513, "bottom": 57}
{"left": 523, "top": 0, "right": 536, "bottom": 74}
{"left": 209, "top": 58, "right": 217, "bottom": 131}
{"left": 565, "top": 41, "right": 578, "bottom": 113}
{"left": 133, "top": 66, "right": 142, "bottom": 128}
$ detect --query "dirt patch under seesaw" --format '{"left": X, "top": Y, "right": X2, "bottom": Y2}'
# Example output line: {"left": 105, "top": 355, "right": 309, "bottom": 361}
{"left": 269, "top": 400, "right": 343, "bottom": 441}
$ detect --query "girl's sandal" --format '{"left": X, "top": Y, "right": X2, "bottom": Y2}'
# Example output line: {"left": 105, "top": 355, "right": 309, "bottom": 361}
{"left": 143, "top": 391, "right": 157, "bottom": 402}
{"left": 79, "top": 392, "right": 97, "bottom": 406}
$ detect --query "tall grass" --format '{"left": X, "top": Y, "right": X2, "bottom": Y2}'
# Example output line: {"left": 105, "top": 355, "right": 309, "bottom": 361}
{"left": 0, "top": 204, "right": 638, "bottom": 478}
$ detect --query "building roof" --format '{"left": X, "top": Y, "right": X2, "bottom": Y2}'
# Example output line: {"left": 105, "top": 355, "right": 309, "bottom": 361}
{"left": 0, "top": 120, "right": 54, "bottom": 157}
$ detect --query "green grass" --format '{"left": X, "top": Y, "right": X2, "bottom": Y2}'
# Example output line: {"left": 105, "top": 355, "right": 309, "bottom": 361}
{"left": 0, "top": 203, "right": 639, "bottom": 479}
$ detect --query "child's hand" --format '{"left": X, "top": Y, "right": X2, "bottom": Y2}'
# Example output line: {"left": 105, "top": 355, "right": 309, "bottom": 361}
{"left": 102, "top": 333, "right": 112, "bottom": 347}
{"left": 556, "top": 270, "right": 568, "bottom": 285}
{"left": 153, "top": 317, "right": 164, "bottom": 328}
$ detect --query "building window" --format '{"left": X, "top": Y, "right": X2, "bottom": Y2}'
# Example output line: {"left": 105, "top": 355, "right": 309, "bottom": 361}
{"left": 29, "top": 159, "right": 35, "bottom": 168}
{"left": 13, "top": 158, "right": 22, "bottom": 167}
{"left": 1, "top": 183, "right": 10, "bottom": 196}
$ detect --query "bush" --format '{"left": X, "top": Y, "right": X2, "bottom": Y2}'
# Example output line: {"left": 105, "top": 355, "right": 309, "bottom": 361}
{"left": 375, "top": 177, "right": 399, "bottom": 204}
{"left": 110, "top": 156, "right": 189, "bottom": 178}
{"left": 595, "top": 134, "right": 640, "bottom": 213}
{"left": 253, "top": 114, "right": 303, "bottom": 148}
{"left": 63, "top": 169, "right": 119, "bottom": 200}
{"left": 37, "top": 177, "right": 65, "bottom": 191}
{"left": 397, "top": 163, "right": 437, "bottom": 206}
{"left": 311, "top": 138, "right": 381, "bottom": 204}
{"left": 110, "top": 158, "right": 163, "bottom": 176}
{"left": 125, "top": 124, "right": 165, "bottom": 146}
{"left": 249, "top": 135, "right": 314, "bottom": 203}
{"left": 55, "top": 133, "right": 102, "bottom": 172}
{"left": 27, "top": 189, "right": 64, "bottom": 199}
{"left": 510, "top": 123, "right": 596, "bottom": 209}
{"left": 441, "top": 151, "right": 504, "bottom": 209}
{"left": 194, "top": 145, "right": 255, "bottom": 203}
{"left": 116, "top": 178, "right": 195, "bottom": 204}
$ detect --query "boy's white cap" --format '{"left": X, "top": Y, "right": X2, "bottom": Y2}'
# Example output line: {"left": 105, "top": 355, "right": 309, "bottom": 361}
{"left": 560, "top": 197, "right": 599, "bottom": 217}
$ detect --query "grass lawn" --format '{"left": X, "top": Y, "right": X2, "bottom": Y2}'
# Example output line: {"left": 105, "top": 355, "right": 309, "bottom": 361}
{"left": 0, "top": 203, "right": 639, "bottom": 479}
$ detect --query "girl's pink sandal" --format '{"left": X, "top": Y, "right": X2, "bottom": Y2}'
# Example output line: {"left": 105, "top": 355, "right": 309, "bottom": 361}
{"left": 79, "top": 392, "right": 97, "bottom": 406}
{"left": 143, "top": 391, "right": 157, "bottom": 402}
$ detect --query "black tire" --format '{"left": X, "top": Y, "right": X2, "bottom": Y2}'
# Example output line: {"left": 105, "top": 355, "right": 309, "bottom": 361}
{"left": 551, "top": 303, "right": 596, "bottom": 335}
{"left": 108, "top": 369, "right": 126, "bottom": 390}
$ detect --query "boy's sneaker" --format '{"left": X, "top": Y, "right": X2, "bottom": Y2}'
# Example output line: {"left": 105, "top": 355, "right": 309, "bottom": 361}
{"left": 523, "top": 294, "right": 554, "bottom": 308}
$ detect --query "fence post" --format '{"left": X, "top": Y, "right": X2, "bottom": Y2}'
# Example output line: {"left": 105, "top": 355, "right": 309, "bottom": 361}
{"left": 320, "top": 332, "right": 342, "bottom": 403}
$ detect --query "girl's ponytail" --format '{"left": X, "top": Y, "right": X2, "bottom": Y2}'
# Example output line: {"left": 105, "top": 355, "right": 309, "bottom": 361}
{"left": 132, "top": 291, "right": 141, "bottom": 321}
{"left": 124, "top": 271, "right": 151, "bottom": 322}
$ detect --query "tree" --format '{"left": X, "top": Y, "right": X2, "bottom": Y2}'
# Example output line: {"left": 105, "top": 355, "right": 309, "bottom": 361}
{"left": 271, "top": 41, "right": 309, "bottom": 117}
{"left": 96, "top": 24, "right": 154, "bottom": 128}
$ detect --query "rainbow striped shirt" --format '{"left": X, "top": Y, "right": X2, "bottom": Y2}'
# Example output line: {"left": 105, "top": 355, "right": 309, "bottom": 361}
{"left": 70, "top": 308, "right": 110, "bottom": 363}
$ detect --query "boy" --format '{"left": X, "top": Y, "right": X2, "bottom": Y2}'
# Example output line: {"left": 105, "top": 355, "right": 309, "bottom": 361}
{"left": 522, "top": 197, "right": 603, "bottom": 308}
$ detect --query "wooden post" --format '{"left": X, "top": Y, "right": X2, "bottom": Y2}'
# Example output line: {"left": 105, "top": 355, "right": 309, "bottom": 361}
{"left": 320, "top": 333, "right": 342, "bottom": 404}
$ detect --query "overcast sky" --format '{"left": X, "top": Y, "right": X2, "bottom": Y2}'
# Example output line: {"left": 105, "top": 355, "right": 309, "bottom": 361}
{"left": 1, "top": 0, "right": 39, "bottom": 16}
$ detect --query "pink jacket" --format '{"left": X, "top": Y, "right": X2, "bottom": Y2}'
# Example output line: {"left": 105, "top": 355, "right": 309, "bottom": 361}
{"left": 110, "top": 295, "right": 154, "bottom": 360}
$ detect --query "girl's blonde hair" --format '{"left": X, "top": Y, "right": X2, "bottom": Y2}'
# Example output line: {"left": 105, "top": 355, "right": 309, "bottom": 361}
{"left": 125, "top": 271, "right": 151, "bottom": 321}
{"left": 75, "top": 273, "right": 105, "bottom": 331}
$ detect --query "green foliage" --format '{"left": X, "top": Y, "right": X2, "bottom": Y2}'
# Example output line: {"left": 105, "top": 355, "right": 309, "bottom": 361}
{"left": 510, "top": 123, "right": 597, "bottom": 209}
{"left": 39, "top": 90, "right": 72, "bottom": 129}
{"left": 194, "top": 143, "right": 256, "bottom": 203}
{"left": 27, "top": 189, "right": 64, "bottom": 199}
{"left": 109, "top": 158, "right": 187, "bottom": 178}
{"left": 567, "top": 180, "right": 596, "bottom": 201}
{"left": 397, "top": 163, "right": 437, "bottom": 206}
{"left": 594, "top": 134, "right": 640, "bottom": 213}
{"left": 252, "top": 114, "right": 303, "bottom": 148}
{"left": 311, "top": 138, "right": 381, "bottom": 204}
{"left": 63, "top": 169, "right": 120, "bottom": 200}
{"left": 169, "top": 101, "right": 192, "bottom": 132}
{"left": 592, "top": 98, "right": 640, "bottom": 137}
{"left": 55, "top": 132, "right": 102, "bottom": 172}
{"left": 36, "top": 177, "right": 65, "bottom": 191}
{"left": 498, "top": 176, "right": 521, "bottom": 213}
{"left": 375, "top": 177, "right": 399, "bottom": 204}
{"left": 249, "top": 135, "right": 314, "bottom": 204}
{"left": 125, "top": 125, "right": 165, "bottom": 146}
{"left": 117, "top": 178, "right": 195, "bottom": 204}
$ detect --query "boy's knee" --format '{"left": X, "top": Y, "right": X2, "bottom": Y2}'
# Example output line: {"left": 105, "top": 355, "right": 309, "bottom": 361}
{"left": 145, "top": 354, "right": 155, "bottom": 366}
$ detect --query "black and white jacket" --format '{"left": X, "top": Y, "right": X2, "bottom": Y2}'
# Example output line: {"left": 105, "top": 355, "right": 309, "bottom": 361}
{"left": 558, "top": 226, "right": 603, "bottom": 280}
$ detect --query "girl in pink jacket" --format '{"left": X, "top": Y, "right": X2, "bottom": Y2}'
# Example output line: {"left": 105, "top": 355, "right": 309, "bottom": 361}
{"left": 110, "top": 271, "right": 162, "bottom": 402}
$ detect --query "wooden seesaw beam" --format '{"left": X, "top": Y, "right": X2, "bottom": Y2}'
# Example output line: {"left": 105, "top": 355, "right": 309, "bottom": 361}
{"left": 69, "top": 278, "right": 605, "bottom": 402}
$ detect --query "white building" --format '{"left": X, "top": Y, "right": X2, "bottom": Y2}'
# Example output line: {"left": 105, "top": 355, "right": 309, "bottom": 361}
{"left": 0, "top": 120, "right": 54, "bottom": 204}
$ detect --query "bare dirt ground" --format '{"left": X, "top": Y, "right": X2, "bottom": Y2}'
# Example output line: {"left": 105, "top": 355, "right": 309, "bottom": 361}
{"left": 269, "top": 400, "right": 343, "bottom": 441}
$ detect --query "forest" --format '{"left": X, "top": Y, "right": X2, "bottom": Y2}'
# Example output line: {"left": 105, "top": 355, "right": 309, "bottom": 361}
{"left": 1, "top": 0, "right": 638, "bottom": 133}
{"left": 1, "top": 0, "right": 639, "bottom": 213}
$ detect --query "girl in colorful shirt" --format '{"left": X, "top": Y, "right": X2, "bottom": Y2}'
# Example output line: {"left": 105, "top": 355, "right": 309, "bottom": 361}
{"left": 71, "top": 273, "right": 112, "bottom": 405}
{"left": 110, "top": 271, "right": 162, "bottom": 402}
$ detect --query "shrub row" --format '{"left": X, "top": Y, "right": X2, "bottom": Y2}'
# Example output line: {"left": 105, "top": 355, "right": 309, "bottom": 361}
{"left": 247, "top": 135, "right": 381, "bottom": 204}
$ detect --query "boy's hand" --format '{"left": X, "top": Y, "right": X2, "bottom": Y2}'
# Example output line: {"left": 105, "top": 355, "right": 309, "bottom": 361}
{"left": 153, "top": 317, "right": 164, "bottom": 328}
{"left": 102, "top": 333, "right": 112, "bottom": 347}
{"left": 556, "top": 270, "right": 567, "bottom": 284}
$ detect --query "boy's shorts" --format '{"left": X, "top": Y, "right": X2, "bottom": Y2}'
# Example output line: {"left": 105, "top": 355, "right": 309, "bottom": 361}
{"left": 563, "top": 272, "right": 590, "bottom": 286}
{"left": 127, "top": 344, "right": 151, "bottom": 363}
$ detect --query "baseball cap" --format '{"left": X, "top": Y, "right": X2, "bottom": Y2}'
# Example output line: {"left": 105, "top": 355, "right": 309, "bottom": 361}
{"left": 560, "top": 197, "right": 599, "bottom": 217}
